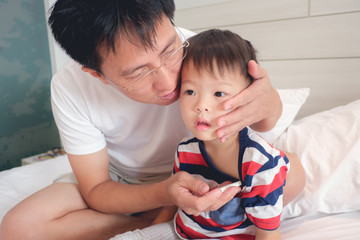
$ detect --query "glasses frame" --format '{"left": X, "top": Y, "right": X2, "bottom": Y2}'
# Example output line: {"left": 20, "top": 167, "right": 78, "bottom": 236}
{"left": 101, "top": 26, "right": 190, "bottom": 92}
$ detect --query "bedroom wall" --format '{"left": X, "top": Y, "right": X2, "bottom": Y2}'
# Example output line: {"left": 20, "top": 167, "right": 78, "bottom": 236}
{"left": 0, "top": 0, "right": 60, "bottom": 170}
{"left": 174, "top": 0, "right": 360, "bottom": 118}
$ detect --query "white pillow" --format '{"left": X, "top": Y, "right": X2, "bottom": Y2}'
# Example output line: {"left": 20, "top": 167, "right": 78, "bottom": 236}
{"left": 275, "top": 99, "right": 360, "bottom": 219}
{"left": 251, "top": 88, "right": 310, "bottom": 144}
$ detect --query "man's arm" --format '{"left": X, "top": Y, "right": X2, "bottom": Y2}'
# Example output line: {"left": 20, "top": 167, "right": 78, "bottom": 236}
{"left": 216, "top": 60, "right": 282, "bottom": 142}
{"left": 68, "top": 148, "right": 240, "bottom": 215}
{"left": 68, "top": 148, "right": 168, "bottom": 214}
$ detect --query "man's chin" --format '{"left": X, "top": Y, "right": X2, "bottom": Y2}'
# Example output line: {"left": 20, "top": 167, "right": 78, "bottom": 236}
{"left": 157, "top": 96, "right": 179, "bottom": 106}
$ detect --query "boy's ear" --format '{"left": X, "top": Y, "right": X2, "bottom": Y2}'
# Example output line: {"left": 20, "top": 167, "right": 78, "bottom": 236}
{"left": 81, "top": 66, "right": 109, "bottom": 85}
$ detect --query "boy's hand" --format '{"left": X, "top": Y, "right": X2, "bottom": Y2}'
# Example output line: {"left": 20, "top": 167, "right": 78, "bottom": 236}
{"left": 216, "top": 60, "right": 282, "bottom": 142}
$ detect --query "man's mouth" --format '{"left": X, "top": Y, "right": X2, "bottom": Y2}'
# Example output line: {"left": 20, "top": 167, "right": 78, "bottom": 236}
{"left": 160, "top": 87, "right": 179, "bottom": 100}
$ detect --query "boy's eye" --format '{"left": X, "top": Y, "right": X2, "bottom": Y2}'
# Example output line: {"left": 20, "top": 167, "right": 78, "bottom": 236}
{"left": 214, "top": 91, "right": 226, "bottom": 97}
{"left": 185, "top": 90, "right": 195, "bottom": 95}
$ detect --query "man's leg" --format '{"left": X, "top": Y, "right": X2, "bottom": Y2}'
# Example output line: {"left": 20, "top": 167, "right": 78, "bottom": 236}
{"left": 0, "top": 182, "right": 156, "bottom": 240}
{"left": 283, "top": 152, "right": 306, "bottom": 206}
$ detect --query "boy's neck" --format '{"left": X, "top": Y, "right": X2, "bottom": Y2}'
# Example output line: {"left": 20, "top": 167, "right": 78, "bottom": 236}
{"left": 203, "top": 133, "right": 239, "bottom": 151}
{"left": 203, "top": 133, "right": 240, "bottom": 180}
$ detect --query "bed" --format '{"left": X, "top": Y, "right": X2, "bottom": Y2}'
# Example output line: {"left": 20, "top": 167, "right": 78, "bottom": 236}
{"left": 1, "top": 86, "right": 359, "bottom": 239}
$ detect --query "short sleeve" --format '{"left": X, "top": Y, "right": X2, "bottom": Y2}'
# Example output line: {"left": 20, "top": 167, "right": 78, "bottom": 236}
{"left": 51, "top": 74, "right": 106, "bottom": 155}
{"left": 240, "top": 135, "right": 289, "bottom": 230}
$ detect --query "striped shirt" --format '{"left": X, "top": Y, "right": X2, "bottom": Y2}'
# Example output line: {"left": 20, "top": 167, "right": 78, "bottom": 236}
{"left": 174, "top": 127, "right": 289, "bottom": 239}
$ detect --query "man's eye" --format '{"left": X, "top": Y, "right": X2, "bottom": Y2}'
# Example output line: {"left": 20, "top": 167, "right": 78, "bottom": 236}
{"left": 185, "top": 90, "right": 195, "bottom": 95}
{"left": 128, "top": 69, "right": 148, "bottom": 80}
{"left": 214, "top": 92, "right": 226, "bottom": 97}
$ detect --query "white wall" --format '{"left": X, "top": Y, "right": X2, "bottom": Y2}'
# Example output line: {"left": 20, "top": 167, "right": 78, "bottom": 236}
{"left": 43, "top": 0, "right": 70, "bottom": 74}
{"left": 174, "top": 0, "right": 360, "bottom": 118}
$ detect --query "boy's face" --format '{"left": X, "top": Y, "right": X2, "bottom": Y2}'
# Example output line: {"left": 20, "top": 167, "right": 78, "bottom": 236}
{"left": 95, "top": 15, "right": 183, "bottom": 106}
{"left": 180, "top": 61, "right": 250, "bottom": 141}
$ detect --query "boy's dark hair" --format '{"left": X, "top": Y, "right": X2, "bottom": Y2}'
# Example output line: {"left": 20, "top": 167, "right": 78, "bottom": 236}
{"left": 183, "top": 29, "right": 258, "bottom": 82}
{"left": 48, "top": 0, "right": 175, "bottom": 72}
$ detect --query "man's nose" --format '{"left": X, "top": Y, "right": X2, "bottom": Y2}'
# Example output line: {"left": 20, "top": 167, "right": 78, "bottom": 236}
{"left": 153, "top": 67, "right": 175, "bottom": 90}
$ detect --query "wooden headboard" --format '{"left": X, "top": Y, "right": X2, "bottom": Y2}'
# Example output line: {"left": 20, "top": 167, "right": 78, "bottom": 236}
{"left": 174, "top": 0, "right": 360, "bottom": 119}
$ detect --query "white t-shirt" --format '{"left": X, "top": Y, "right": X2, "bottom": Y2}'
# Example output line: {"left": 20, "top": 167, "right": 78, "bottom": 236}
{"left": 51, "top": 28, "right": 194, "bottom": 181}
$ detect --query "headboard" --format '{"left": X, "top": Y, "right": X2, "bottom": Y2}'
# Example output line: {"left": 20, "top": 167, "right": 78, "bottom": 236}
{"left": 174, "top": 0, "right": 360, "bottom": 119}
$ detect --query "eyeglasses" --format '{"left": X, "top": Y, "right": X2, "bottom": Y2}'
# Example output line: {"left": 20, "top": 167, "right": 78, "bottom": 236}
{"left": 102, "top": 27, "right": 190, "bottom": 92}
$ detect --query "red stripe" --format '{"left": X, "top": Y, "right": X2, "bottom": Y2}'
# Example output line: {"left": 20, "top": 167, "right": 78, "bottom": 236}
{"left": 192, "top": 214, "right": 243, "bottom": 230}
{"left": 179, "top": 152, "right": 208, "bottom": 167}
{"left": 247, "top": 214, "right": 281, "bottom": 230}
{"left": 242, "top": 161, "right": 262, "bottom": 180}
{"left": 175, "top": 214, "right": 209, "bottom": 239}
{"left": 242, "top": 166, "right": 287, "bottom": 198}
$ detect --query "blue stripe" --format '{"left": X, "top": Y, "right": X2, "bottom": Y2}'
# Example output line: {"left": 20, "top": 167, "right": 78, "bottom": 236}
{"left": 242, "top": 186, "right": 283, "bottom": 207}
{"left": 179, "top": 163, "right": 230, "bottom": 183}
{"left": 178, "top": 137, "right": 198, "bottom": 146}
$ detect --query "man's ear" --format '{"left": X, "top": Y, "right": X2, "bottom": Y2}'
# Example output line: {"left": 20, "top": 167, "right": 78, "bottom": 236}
{"left": 81, "top": 66, "right": 109, "bottom": 85}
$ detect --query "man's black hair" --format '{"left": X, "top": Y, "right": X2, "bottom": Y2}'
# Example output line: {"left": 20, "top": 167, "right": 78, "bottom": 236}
{"left": 48, "top": 0, "right": 175, "bottom": 72}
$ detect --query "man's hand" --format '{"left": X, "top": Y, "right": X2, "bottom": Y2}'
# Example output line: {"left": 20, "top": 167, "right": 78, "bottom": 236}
{"left": 216, "top": 60, "right": 282, "bottom": 142}
{"left": 164, "top": 172, "right": 240, "bottom": 216}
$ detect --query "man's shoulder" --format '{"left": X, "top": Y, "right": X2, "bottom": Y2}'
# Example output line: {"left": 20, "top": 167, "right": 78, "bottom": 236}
{"left": 52, "top": 60, "right": 84, "bottom": 82}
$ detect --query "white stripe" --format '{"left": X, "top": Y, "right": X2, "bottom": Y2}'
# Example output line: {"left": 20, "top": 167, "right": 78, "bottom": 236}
{"left": 175, "top": 137, "right": 200, "bottom": 170}
{"left": 249, "top": 159, "right": 287, "bottom": 187}
{"left": 178, "top": 139, "right": 201, "bottom": 154}
{"left": 242, "top": 146, "right": 288, "bottom": 187}
{"left": 246, "top": 195, "right": 283, "bottom": 219}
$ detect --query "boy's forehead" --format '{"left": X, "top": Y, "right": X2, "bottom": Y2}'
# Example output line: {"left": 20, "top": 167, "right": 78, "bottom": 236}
{"left": 183, "top": 58, "right": 243, "bottom": 78}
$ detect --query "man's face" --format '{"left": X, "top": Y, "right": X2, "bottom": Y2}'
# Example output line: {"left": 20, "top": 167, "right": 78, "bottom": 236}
{"left": 180, "top": 61, "right": 250, "bottom": 141}
{"left": 98, "top": 15, "right": 182, "bottom": 105}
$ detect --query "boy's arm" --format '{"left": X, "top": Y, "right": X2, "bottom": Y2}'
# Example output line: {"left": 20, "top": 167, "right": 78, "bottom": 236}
{"left": 152, "top": 206, "right": 178, "bottom": 225}
{"left": 255, "top": 227, "right": 281, "bottom": 240}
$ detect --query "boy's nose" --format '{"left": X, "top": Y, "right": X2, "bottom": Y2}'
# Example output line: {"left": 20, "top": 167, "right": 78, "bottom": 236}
{"left": 196, "top": 105, "right": 209, "bottom": 112}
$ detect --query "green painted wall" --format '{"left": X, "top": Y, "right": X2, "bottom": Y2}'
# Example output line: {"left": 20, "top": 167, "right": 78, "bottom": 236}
{"left": 0, "top": 0, "right": 60, "bottom": 170}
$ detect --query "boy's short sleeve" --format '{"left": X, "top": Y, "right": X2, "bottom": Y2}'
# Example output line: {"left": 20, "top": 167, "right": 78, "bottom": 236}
{"left": 240, "top": 134, "right": 289, "bottom": 230}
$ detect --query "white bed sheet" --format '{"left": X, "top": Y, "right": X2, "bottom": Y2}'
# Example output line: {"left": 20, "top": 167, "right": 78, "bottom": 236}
{"left": 0, "top": 155, "right": 71, "bottom": 221}
{"left": 281, "top": 211, "right": 360, "bottom": 240}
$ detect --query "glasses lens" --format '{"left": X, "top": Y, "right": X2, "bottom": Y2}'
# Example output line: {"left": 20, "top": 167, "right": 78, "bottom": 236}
{"left": 164, "top": 45, "right": 186, "bottom": 68}
{"left": 131, "top": 42, "right": 188, "bottom": 91}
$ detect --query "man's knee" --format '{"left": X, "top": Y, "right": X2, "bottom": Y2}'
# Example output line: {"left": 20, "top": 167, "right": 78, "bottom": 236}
{"left": 0, "top": 206, "right": 33, "bottom": 240}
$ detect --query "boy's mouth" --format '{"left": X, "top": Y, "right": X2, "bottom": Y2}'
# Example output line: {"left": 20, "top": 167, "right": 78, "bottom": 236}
{"left": 195, "top": 118, "right": 211, "bottom": 131}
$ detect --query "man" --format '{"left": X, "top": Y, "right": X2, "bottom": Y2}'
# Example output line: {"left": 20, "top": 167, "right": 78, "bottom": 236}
{"left": 0, "top": 1, "right": 287, "bottom": 240}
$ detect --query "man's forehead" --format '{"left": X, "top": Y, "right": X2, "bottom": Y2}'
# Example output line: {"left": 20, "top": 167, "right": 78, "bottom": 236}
{"left": 102, "top": 16, "right": 175, "bottom": 56}
{"left": 98, "top": 18, "right": 177, "bottom": 74}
